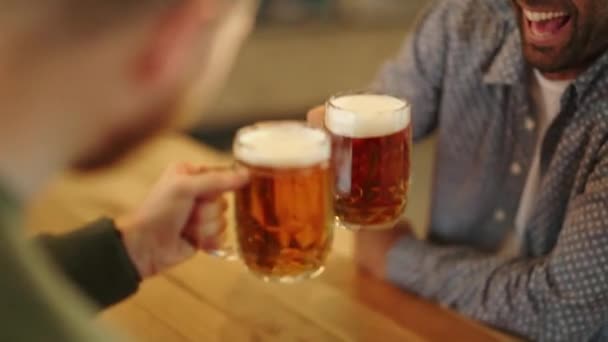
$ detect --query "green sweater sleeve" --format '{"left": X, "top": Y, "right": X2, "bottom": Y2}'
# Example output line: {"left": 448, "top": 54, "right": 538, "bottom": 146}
{"left": 0, "top": 188, "right": 123, "bottom": 341}
{"left": 36, "top": 218, "right": 141, "bottom": 309}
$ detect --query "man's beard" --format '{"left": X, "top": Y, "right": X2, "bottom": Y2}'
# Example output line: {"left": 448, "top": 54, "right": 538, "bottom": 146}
{"left": 71, "top": 100, "right": 176, "bottom": 172}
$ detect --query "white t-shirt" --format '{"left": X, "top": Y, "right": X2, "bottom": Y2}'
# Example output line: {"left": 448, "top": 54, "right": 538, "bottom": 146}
{"left": 500, "top": 70, "right": 572, "bottom": 257}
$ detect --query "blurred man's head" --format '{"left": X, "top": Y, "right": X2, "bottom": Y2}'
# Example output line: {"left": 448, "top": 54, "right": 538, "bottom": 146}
{"left": 511, "top": 0, "right": 608, "bottom": 79}
{"left": 0, "top": 0, "right": 256, "bottom": 173}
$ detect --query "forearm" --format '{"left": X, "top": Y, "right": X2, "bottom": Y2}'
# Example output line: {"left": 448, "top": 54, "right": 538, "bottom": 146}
{"left": 386, "top": 236, "right": 604, "bottom": 341}
{"left": 388, "top": 144, "right": 608, "bottom": 341}
{"left": 387, "top": 237, "right": 528, "bottom": 320}
{"left": 36, "top": 218, "right": 141, "bottom": 309}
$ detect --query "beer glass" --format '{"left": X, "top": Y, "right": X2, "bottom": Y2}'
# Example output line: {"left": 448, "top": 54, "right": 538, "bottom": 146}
{"left": 326, "top": 92, "right": 412, "bottom": 230}
{"left": 233, "top": 121, "right": 334, "bottom": 283}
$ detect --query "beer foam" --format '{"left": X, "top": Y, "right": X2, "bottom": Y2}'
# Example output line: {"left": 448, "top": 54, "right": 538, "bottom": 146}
{"left": 234, "top": 122, "right": 330, "bottom": 168}
{"left": 326, "top": 94, "right": 410, "bottom": 138}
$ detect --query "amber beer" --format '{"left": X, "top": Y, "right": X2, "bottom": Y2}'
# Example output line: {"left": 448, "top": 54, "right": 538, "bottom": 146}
{"left": 233, "top": 122, "right": 334, "bottom": 283}
{"left": 326, "top": 93, "right": 411, "bottom": 230}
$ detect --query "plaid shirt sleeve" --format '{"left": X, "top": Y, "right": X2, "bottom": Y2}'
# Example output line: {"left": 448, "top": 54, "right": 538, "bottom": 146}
{"left": 387, "top": 142, "right": 608, "bottom": 341}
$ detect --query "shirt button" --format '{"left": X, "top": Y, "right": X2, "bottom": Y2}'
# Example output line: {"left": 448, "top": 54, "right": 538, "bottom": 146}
{"left": 524, "top": 117, "right": 536, "bottom": 131}
{"left": 510, "top": 162, "right": 522, "bottom": 176}
{"left": 494, "top": 209, "right": 506, "bottom": 222}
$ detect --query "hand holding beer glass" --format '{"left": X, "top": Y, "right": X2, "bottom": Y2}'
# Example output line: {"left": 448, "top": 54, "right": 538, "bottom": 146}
{"left": 325, "top": 92, "right": 412, "bottom": 230}
{"left": 233, "top": 121, "right": 334, "bottom": 283}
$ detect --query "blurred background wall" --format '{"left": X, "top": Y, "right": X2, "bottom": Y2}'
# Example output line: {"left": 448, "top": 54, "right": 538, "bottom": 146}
{"left": 190, "top": 0, "right": 428, "bottom": 149}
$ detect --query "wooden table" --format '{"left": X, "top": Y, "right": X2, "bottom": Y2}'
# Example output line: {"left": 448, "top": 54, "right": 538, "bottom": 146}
{"left": 25, "top": 134, "right": 516, "bottom": 342}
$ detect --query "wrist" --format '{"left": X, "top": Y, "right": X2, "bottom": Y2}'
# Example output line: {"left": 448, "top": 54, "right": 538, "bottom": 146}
{"left": 116, "top": 215, "right": 155, "bottom": 279}
{"left": 385, "top": 235, "right": 426, "bottom": 287}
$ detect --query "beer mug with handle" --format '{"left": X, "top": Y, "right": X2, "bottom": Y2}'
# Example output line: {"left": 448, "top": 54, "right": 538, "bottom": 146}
{"left": 206, "top": 121, "right": 335, "bottom": 283}
{"left": 326, "top": 91, "right": 412, "bottom": 231}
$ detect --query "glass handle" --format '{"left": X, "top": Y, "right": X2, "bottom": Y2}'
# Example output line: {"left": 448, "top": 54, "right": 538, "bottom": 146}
{"left": 181, "top": 200, "right": 238, "bottom": 261}
{"left": 180, "top": 171, "right": 240, "bottom": 262}
{"left": 207, "top": 190, "right": 239, "bottom": 261}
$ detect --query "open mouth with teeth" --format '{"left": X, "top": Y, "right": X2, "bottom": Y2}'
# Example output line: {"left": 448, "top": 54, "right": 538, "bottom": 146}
{"left": 523, "top": 9, "right": 573, "bottom": 46}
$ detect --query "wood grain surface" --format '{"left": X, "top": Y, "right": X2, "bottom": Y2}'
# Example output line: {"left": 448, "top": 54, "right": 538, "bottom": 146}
{"left": 25, "top": 134, "right": 516, "bottom": 342}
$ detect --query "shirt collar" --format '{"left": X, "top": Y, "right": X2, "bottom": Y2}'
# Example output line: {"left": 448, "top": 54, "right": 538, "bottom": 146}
{"left": 571, "top": 49, "right": 608, "bottom": 104}
{"left": 483, "top": 29, "right": 528, "bottom": 85}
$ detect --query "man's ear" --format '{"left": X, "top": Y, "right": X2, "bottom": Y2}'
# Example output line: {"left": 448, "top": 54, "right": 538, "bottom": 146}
{"left": 133, "top": 0, "right": 215, "bottom": 89}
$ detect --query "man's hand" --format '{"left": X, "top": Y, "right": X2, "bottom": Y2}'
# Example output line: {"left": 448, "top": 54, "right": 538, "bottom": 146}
{"left": 307, "top": 105, "right": 326, "bottom": 128}
{"left": 116, "top": 163, "right": 249, "bottom": 279}
{"left": 355, "top": 223, "right": 411, "bottom": 280}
